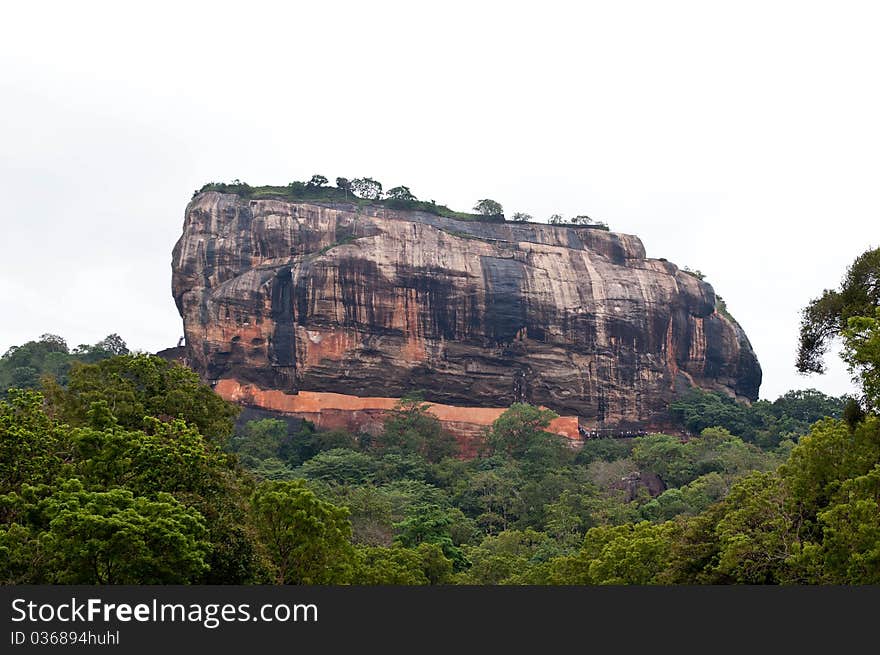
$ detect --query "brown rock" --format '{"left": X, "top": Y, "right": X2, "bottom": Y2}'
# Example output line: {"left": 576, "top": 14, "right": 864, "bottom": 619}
{"left": 172, "top": 192, "right": 761, "bottom": 427}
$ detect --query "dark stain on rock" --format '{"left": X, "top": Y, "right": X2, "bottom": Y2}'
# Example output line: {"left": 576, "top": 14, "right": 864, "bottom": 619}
{"left": 271, "top": 266, "right": 296, "bottom": 368}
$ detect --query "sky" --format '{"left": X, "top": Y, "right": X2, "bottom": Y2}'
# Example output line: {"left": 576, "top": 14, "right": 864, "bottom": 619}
{"left": 1, "top": 0, "right": 877, "bottom": 401}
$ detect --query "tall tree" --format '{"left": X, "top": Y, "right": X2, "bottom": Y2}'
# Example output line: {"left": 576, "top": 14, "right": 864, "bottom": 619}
{"left": 841, "top": 308, "right": 880, "bottom": 409}
{"left": 386, "top": 186, "right": 416, "bottom": 201}
{"left": 251, "top": 480, "right": 355, "bottom": 584}
{"left": 43, "top": 354, "right": 239, "bottom": 445}
{"left": 380, "top": 393, "right": 458, "bottom": 463}
{"left": 31, "top": 481, "right": 210, "bottom": 584}
{"left": 487, "top": 403, "right": 562, "bottom": 464}
{"left": 351, "top": 177, "right": 383, "bottom": 200}
{"left": 797, "top": 247, "right": 880, "bottom": 373}
{"left": 473, "top": 199, "right": 504, "bottom": 217}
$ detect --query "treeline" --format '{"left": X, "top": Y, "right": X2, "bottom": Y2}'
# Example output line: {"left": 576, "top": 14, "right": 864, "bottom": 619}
{"left": 0, "top": 350, "right": 872, "bottom": 584}
{"left": 194, "top": 175, "right": 489, "bottom": 222}
{"left": 194, "top": 175, "right": 608, "bottom": 228}
{"left": 0, "top": 333, "right": 128, "bottom": 394}
{"left": 669, "top": 387, "right": 846, "bottom": 448}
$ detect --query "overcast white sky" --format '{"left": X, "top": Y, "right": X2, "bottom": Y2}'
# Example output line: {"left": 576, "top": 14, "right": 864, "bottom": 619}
{"left": 1, "top": 1, "right": 877, "bottom": 400}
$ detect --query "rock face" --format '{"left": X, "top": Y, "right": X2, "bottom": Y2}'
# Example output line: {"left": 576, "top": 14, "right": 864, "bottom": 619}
{"left": 172, "top": 192, "right": 761, "bottom": 428}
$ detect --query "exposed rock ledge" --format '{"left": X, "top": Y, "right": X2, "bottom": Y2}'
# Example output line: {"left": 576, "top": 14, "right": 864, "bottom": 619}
{"left": 214, "top": 379, "right": 580, "bottom": 457}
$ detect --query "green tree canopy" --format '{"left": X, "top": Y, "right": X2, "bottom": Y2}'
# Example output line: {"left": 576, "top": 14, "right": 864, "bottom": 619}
{"left": 43, "top": 354, "right": 239, "bottom": 445}
{"left": 351, "top": 177, "right": 383, "bottom": 200}
{"left": 251, "top": 479, "right": 354, "bottom": 584}
{"left": 486, "top": 403, "right": 567, "bottom": 470}
{"left": 379, "top": 393, "right": 458, "bottom": 462}
{"left": 0, "top": 383, "right": 264, "bottom": 585}
{"left": 386, "top": 186, "right": 416, "bottom": 201}
{"left": 473, "top": 199, "right": 504, "bottom": 217}
{"left": 1, "top": 333, "right": 126, "bottom": 394}
{"left": 5, "top": 480, "right": 211, "bottom": 584}
{"left": 841, "top": 308, "right": 880, "bottom": 409}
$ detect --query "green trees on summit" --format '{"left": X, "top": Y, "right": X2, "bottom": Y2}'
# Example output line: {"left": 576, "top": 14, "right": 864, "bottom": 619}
{"left": 473, "top": 199, "right": 504, "bottom": 218}
{"left": 351, "top": 177, "right": 383, "bottom": 200}
{"left": 386, "top": 186, "right": 416, "bottom": 201}
{"left": 194, "top": 175, "right": 614, "bottom": 229}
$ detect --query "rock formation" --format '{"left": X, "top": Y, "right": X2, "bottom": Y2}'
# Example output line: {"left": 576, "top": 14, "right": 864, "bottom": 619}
{"left": 172, "top": 192, "right": 761, "bottom": 429}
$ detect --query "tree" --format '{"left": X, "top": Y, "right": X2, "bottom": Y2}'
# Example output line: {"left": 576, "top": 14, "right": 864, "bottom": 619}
{"left": 804, "top": 464, "right": 880, "bottom": 584}
{"left": 0, "top": 389, "right": 72, "bottom": 495}
{"left": 393, "top": 503, "right": 468, "bottom": 570}
{"left": 96, "top": 334, "right": 129, "bottom": 355}
{"left": 351, "top": 177, "right": 383, "bottom": 200}
{"left": 548, "top": 214, "right": 565, "bottom": 225}
{"left": 353, "top": 543, "right": 452, "bottom": 584}
{"left": 38, "top": 334, "right": 68, "bottom": 352}
{"left": 487, "top": 403, "right": 562, "bottom": 464}
{"left": 545, "top": 490, "right": 593, "bottom": 545}
{"left": 454, "top": 464, "right": 524, "bottom": 534}
{"left": 511, "top": 212, "right": 532, "bottom": 223}
{"left": 581, "top": 521, "right": 678, "bottom": 585}
{"left": 781, "top": 417, "right": 880, "bottom": 517}
{"left": 1, "top": 334, "right": 123, "bottom": 394}
{"left": 231, "top": 418, "right": 289, "bottom": 462}
{"left": 539, "top": 521, "right": 678, "bottom": 584}
{"left": 307, "top": 174, "right": 328, "bottom": 188}
{"left": 632, "top": 434, "right": 692, "bottom": 487}
{"left": 336, "top": 177, "right": 352, "bottom": 198}
{"left": 571, "top": 215, "right": 592, "bottom": 225}
{"left": 668, "top": 388, "right": 764, "bottom": 442}
{"left": 0, "top": 387, "right": 266, "bottom": 584}
{"left": 771, "top": 389, "right": 846, "bottom": 426}
{"left": 43, "top": 354, "right": 239, "bottom": 445}
{"left": 640, "top": 473, "right": 728, "bottom": 522}
{"left": 331, "top": 485, "right": 395, "bottom": 546}
{"left": 251, "top": 480, "right": 354, "bottom": 584}
{"left": 33, "top": 481, "right": 210, "bottom": 584}
{"left": 297, "top": 448, "right": 378, "bottom": 485}
{"left": 797, "top": 247, "right": 880, "bottom": 374}
{"left": 461, "top": 529, "right": 561, "bottom": 584}
{"left": 843, "top": 397, "right": 865, "bottom": 430}
{"left": 841, "top": 308, "right": 880, "bottom": 409}
{"left": 712, "top": 471, "right": 802, "bottom": 583}
{"left": 380, "top": 393, "right": 458, "bottom": 462}
{"left": 386, "top": 186, "right": 416, "bottom": 201}
{"left": 473, "top": 199, "right": 504, "bottom": 217}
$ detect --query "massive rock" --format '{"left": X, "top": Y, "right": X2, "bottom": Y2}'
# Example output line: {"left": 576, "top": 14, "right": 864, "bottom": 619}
{"left": 172, "top": 192, "right": 761, "bottom": 428}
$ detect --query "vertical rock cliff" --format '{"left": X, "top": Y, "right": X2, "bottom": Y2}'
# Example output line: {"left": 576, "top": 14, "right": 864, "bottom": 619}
{"left": 172, "top": 192, "right": 761, "bottom": 428}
